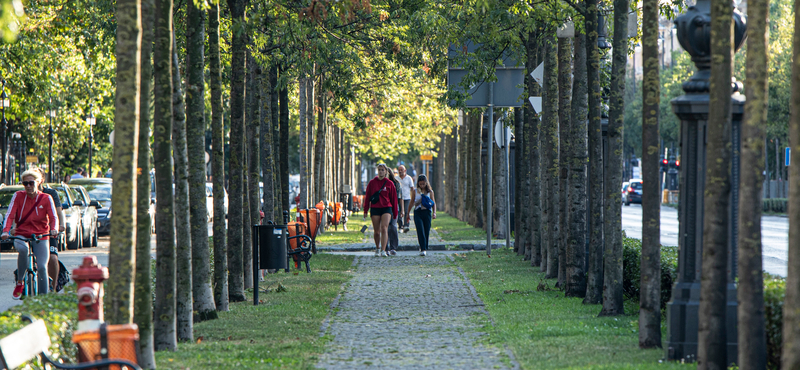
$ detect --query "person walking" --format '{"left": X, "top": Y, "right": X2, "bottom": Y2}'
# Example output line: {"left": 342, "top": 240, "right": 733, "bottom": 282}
{"left": 412, "top": 174, "right": 436, "bottom": 256}
{"left": 386, "top": 170, "right": 403, "bottom": 256}
{"left": 362, "top": 163, "right": 398, "bottom": 257}
{"left": 2, "top": 169, "right": 59, "bottom": 298}
{"left": 397, "top": 165, "right": 415, "bottom": 233}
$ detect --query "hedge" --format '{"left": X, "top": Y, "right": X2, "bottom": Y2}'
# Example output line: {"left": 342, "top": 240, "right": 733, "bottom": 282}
{"left": 763, "top": 198, "right": 788, "bottom": 214}
{"left": 764, "top": 274, "right": 785, "bottom": 370}
{"left": 621, "top": 235, "right": 678, "bottom": 312}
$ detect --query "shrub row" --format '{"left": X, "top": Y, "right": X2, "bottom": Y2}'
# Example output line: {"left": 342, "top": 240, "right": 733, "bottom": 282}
{"left": 763, "top": 198, "right": 788, "bottom": 214}
{"left": 764, "top": 274, "right": 785, "bottom": 370}
{"left": 621, "top": 235, "right": 678, "bottom": 311}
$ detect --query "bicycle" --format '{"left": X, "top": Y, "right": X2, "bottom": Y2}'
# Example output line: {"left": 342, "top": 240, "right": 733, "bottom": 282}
{"left": 8, "top": 234, "right": 47, "bottom": 298}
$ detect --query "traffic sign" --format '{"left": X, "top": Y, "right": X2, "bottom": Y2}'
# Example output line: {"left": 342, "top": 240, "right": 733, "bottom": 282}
{"left": 786, "top": 147, "right": 791, "bottom": 166}
{"left": 420, "top": 154, "right": 433, "bottom": 161}
{"left": 494, "top": 118, "right": 511, "bottom": 149}
{"left": 447, "top": 41, "right": 525, "bottom": 108}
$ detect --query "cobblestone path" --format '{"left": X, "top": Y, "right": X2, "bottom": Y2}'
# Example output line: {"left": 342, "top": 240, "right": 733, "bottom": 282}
{"left": 317, "top": 254, "right": 517, "bottom": 370}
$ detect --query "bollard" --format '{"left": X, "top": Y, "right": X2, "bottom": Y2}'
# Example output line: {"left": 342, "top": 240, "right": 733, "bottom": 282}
{"left": 72, "top": 256, "right": 109, "bottom": 332}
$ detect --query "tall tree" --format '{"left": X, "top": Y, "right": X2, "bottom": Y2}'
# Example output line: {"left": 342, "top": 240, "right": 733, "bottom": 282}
{"left": 245, "top": 50, "right": 261, "bottom": 288}
{"left": 599, "top": 0, "right": 629, "bottom": 317}
{"left": 514, "top": 106, "right": 528, "bottom": 257}
{"left": 107, "top": 0, "right": 142, "bottom": 327}
{"left": 152, "top": 0, "right": 175, "bottom": 350}
{"left": 557, "top": 35, "right": 574, "bottom": 293}
{"left": 209, "top": 0, "right": 228, "bottom": 311}
{"left": 186, "top": 0, "right": 216, "bottom": 321}
{"left": 785, "top": 0, "right": 800, "bottom": 363}
{"left": 227, "top": 0, "right": 247, "bottom": 303}
{"left": 314, "top": 75, "right": 327, "bottom": 204}
{"left": 568, "top": 28, "right": 588, "bottom": 290}
{"left": 584, "top": 0, "right": 602, "bottom": 302}
{"left": 298, "top": 75, "right": 308, "bottom": 209}
{"left": 172, "top": 34, "right": 192, "bottom": 342}
{"left": 698, "top": 0, "right": 734, "bottom": 363}
{"left": 542, "top": 30, "right": 559, "bottom": 280}
{"left": 739, "top": 0, "right": 768, "bottom": 367}
{"left": 525, "top": 32, "right": 542, "bottom": 267}
{"left": 280, "top": 80, "right": 290, "bottom": 213}
{"left": 134, "top": 0, "right": 156, "bottom": 364}
{"left": 639, "top": 0, "right": 662, "bottom": 349}
{"left": 261, "top": 64, "right": 276, "bottom": 223}
{"left": 269, "top": 65, "right": 281, "bottom": 220}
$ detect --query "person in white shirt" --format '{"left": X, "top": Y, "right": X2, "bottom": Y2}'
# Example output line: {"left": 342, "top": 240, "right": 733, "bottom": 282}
{"left": 70, "top": 168, "right": 85, "bottom": 180}
{"left": 397, "top": 165, "right": 415, "bottom": 232}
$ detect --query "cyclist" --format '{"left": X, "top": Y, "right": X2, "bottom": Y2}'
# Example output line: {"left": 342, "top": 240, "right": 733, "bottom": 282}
{"left": 36, "top": 168, "right": 66, "bottom": 292}
{"left": 2, "top": 169, "right": 59, "bottom": 299}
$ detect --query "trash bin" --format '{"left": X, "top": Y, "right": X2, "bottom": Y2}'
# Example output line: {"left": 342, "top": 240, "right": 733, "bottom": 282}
{"left": 254, "top": 223, "right": 288, "bottom": 271}
{"left": 72, "top": 323, "right": 140, "bottom": 369}
{"left": 297, "top": 209, "right": 321, "bottom": 240}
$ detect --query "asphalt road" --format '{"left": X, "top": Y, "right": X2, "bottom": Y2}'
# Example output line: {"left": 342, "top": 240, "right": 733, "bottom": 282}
{"left": 621, "top": 204, "right": 788, "bottom": 278}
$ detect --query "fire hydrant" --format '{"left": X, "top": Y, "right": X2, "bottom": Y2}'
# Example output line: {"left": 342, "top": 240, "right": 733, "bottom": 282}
{"left": 72, "top": 256, "right": 109, "bottom": 331}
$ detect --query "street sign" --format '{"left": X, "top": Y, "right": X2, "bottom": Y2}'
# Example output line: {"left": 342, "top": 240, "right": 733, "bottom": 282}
{"left": 494, "top": 119, "right": 511, "bottom": 149}
{"left": 787, "top": 147, "right": 791, "bottom": 166}
{"left": 26, "top": 155, "right": 37, "bottom": 164}
{"left": 109, "top": 130, "right": 115, "bottom": 146}
{"left": 420, "top": 154, "right": 433, "bottom": 161}
{"left": 447, "top": 41, "right": 525, "bottom": 108}
{"left": 530, "top": 63, "right": 544, "bottom": 87}
{"left": 528, "top": 97, "right": 542, "bottom": 117}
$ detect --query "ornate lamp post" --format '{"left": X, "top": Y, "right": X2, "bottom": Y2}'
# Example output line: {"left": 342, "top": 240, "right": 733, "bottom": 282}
{"left": 85, "top": 104, "right": 95, "bottom": 178}
{"left": 666, "top": 0, "right": 746, "bottom": 363}
{"left": 0, "top": 78, "right": 9, "bottom": 183}
{"left": 46, "top": 101, "right": 56, "bottom": 183}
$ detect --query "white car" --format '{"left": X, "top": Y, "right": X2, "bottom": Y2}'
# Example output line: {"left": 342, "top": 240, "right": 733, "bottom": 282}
{"left": 205, "top": 183, "right": 228, "bottom": 222}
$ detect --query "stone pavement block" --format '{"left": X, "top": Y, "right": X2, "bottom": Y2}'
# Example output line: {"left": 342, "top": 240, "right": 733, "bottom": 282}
{"left": 317, "top": 255, "right": 518, "bottom": 370}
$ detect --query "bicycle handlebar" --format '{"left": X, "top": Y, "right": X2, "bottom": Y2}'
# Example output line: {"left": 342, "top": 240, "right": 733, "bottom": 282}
{"left": 4, "top": 233, "right": 60, "bottom": 242}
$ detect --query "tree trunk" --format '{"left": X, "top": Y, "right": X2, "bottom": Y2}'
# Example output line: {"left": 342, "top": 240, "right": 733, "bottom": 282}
{"left": 525, "top": 32, "right": 542, "bottom": 267}
{"left": 458, "top": 115, "right": 468, "bottom": 222}
{"left": 152, "top": 2, "right": 175, "bottom": 349}
{"left": 269, "top": 66, "right": 281, "bottom": 219}
{"left": 246, "top": 50, "right": 261, "bottom": 287}
{"left": 542, "top": 31, "right": 559, "bottom": 280}
{"left": 568, "top": 30, "right": 588, "bottom": 290}
{"left": 784, "top": 0, "right": 800, "bottom": 364}
{"left": 280, "top": 79, "right": 290, "bottom": 213}
{"left": 492, "top": 134, "right": 506, "bottom": 238}
{"left": 513, "top": 107, "right": 526, "bottom": 256}
{"left": 599, "top": 0, "right": 629, "bottom": 317}
{"left": 584, "top": 0, "right": 602, "bottom": 302}
{"left": 471, "top": 110, "right": 483, "bottom": 229}
{"left": 172, "top": 34, "right": 192, "bottom": 342}
{"left": 298, "top": 76, "right": 308, "bottom": 209}
{"left": 448, "top": 123, "right": 459, "bottom": 219}
{"left": 557, "top": 36, "right": 572, "bottom": 291}
{"left": 208, "top": 1, "right": 228, "bottom": 312}
{"left": 226, "top": 0, "right": 247, "bottom": 303}
{"left": 134, "top": 0, "right": 156, "bottom": 363}
{"left": 306, "top": 76, "right": 316, "bottom": 202}
{"left": 739, "top": 0, "right": 768, "bottom": 367}
{"left": 186, "top": 0, "right": 216, "bottom": 321}
{"left": 314, "top": 78, "right": 326, "bottom": 205}
{"left": 108, "top": 0, "right": 142, "bottom": 327}
{"left": 434, "top": 133, "right": 445, "bottom": 210}
{"left": 261, "top": 65, "right": 275, "bottom": 223}
{"left": 640, "top": 0, "right": 663, "bottom": 350}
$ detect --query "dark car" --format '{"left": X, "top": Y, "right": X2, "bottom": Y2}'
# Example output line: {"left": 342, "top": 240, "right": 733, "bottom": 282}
{"left": 68, "top": 178, "right": 113, "bottom": 235}
{"left": 45, "top": 183, "right": 88, "bottom": 250}
{"left": 69, "top": 184, "right": 101, "bottom": 247}
{"left": 624, "top": 179, "right": 643, "bottom": 206}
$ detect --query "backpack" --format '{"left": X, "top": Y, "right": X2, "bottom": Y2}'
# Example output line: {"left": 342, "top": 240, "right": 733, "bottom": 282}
{"left": 55, "top": 260, "right": 70, "bottom": 292}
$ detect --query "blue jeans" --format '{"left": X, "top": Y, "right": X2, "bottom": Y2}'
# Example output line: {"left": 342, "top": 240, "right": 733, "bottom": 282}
{"left": 413, "top": 209, "right": 432, "bottom": 251}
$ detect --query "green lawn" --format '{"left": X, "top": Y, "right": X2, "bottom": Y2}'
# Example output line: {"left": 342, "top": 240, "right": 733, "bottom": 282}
{"left": 453, "top": 248, "right": 693, "bottom": 370}
{"left": 155, "top": 253, "right": 354, "bottom": 370}
{"left": 433, "top": 211, "right": 492, "bottom": 241}
{"left": 314, "top": 216, "right": 369, "bottom": 245}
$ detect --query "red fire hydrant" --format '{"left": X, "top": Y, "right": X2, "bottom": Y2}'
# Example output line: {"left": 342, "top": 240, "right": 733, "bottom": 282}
{"left": 72, "top": 256, "right": 109, "bottom": 331}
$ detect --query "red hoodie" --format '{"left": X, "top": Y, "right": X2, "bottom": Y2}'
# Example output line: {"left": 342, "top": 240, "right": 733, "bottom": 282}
{"left": 363, "top": 176, "right": 398, "bottom": 219}
{"left": 2, "top": 191, "right": 58, "bottom": 240}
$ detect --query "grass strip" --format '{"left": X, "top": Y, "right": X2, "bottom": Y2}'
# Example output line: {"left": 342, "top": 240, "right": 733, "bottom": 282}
{"left": 315, "top": 217, "right": 369, "bottom": 245}
{"left": 433, "top": 211, "right": 490, "bottom": 241}
{"left": 155, "top": 253, "right": 354, "bottom": 370}
{"left": 452, "top": 248, "right": 693, "bottom": 370}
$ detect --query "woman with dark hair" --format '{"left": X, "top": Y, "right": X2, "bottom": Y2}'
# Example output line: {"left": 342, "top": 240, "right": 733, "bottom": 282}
{"left": 386, "top": 169, "right": 403, "bottom": 255}
{"left": 362, "top": 163, "right": 398, "bottom": 257}
{"left": 412, "top": 174, "right": 436, "bottom": 256}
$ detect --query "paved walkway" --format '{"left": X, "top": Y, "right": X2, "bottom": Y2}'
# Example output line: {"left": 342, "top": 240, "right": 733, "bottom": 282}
{"left": 317, "top": 253, "right": 518, "bottom": 370}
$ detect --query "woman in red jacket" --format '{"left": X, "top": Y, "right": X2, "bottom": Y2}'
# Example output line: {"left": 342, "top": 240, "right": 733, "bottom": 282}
{"left": 363, "top": 163, "right": 398, "bottom": 257}
{"left": 2, "top": 169, "right": 59, "bottom": 299}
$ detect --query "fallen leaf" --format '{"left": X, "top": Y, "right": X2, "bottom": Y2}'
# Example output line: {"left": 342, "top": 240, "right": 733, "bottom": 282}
{"left": 196, "top": 336, "right": 203, "bottom": 344}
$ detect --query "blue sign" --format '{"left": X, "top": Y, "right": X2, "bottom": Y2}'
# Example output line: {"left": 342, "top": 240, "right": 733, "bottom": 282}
{"left": 787, "top": 147, "right": 791, "bottom": 166}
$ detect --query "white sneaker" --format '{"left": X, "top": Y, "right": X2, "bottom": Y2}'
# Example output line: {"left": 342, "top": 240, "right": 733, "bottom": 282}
{"left": 380, "top": 251, "right": 387, "bottom": 257}
{"left": 374, "top": 250, "right": 380, "bottom": 257}
{"left": 419, "top": 251, "right": 426, "bottom": 256}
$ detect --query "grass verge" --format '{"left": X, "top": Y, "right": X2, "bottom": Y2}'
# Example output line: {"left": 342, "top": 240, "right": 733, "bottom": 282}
{"left": 433, "top": 211, "right": 489, "bottom": 241}
{"left": 315, "top": 217, "right": 369, "bottom": 245}
{"left": 155, "top": 253, "right": 354, "bottom": 370}
{"left": 452, "top": 248, "right": 692, "bottom": 370}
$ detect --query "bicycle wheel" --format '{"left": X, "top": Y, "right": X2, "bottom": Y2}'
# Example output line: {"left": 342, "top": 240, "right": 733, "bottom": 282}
{"left": 25, "top": 268, "right": 36, "bottom": 297}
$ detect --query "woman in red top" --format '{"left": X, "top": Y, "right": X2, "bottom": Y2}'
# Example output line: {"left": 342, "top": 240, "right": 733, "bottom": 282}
{"left": 362, "top": 163, "right": 398, "bottom": 257}
{"left": 2, "top": 169, "right": 59, "bottom": 298}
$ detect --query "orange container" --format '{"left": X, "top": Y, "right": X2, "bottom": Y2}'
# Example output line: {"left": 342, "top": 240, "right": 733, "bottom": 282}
{"left": 332, "top": 202, "right": 343, "bottom": 224}
{"left": 72, "top": 324, "right": 140, "bottom": 369}
{"left": 287, "top": 221, "right": 307, "bottom": 250}
{"left": 297, "top": 209, "right": 321, "bottom": 239}
{"left": 315, "top": 201, "right": 325, "bottom": 212}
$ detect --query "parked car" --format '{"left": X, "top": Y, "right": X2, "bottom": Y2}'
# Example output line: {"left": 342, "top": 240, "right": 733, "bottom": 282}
{"left": 68, "top": 184, "right": 101, "bottom": 247}
{"left": 621, "top": 182, "right": 630, "bottom": 205}
{"left": 624, "top": 179, "right": 643, "bottom": 206}
{"left": 44, "top": 183, "right": 86, "bottom": 250}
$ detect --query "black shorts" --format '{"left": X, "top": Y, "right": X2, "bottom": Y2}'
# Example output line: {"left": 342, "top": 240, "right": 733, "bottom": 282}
{"left": 49, "top": 238, "right": 58, "bottom": 256}
{"left": 370, "top": 207, "right": 392, "bottom": 217}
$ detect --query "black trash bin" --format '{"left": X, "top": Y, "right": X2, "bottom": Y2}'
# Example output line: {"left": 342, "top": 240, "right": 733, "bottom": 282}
{"left": 252, "top": 222, "right": 288, "bottom": 305}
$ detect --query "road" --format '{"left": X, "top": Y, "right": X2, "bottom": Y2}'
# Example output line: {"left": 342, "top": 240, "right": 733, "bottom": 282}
{"left": 622, "top": 204, "right": 788, "bottom": 278}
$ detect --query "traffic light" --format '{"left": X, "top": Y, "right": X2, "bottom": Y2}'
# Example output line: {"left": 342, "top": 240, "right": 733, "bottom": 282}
{"left": 661, "top": 159, "right": 668, "bottom": 171}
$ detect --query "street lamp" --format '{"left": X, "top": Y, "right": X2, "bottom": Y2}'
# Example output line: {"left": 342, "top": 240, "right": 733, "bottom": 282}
{"left": 0, "top": 77, "right": 9, "bottom": 184}
{"left": 85, "top": 104, "right": 95, "bottom": 178}
{"left": 46, "top": 102, "right": 56, "bottom": 183}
